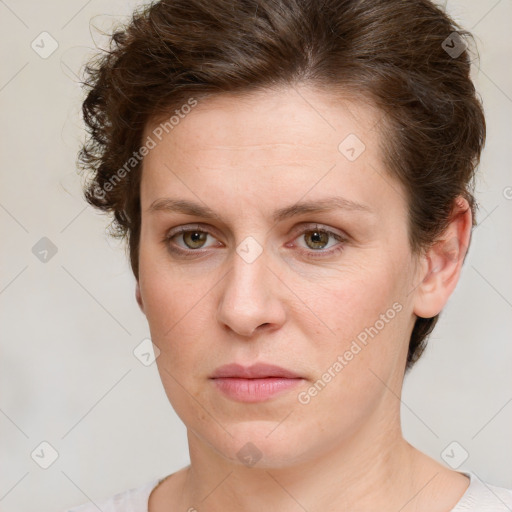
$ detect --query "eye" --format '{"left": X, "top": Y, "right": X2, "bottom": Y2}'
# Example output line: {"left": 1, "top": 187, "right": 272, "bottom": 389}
{"left": 291, "top": 224, "right": 347, "bottom": 258}
{"left": 164, "top": 224, "right": 220, "bottom": 255}
{"left": 163, "top": 223, "right": 347, "bottom": 259}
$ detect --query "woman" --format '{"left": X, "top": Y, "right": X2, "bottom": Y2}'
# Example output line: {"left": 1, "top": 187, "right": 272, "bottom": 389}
{"left": 69, "top": 0, "right": 511, "bottom": 510}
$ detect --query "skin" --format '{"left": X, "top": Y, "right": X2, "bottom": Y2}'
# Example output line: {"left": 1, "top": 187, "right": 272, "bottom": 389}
{"left": 135, "top": 85, "right": 472, "bottom": 511}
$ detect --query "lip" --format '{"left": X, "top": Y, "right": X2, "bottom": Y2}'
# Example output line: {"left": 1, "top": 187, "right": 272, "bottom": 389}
{"left": 212, "top": 377, "right": 302, "bottom": 403}
{"left": 210, "top": 363, "right": 302, "bottom": 379}
{"left": 209, "top": 363, "right": 304, "bottom": 403}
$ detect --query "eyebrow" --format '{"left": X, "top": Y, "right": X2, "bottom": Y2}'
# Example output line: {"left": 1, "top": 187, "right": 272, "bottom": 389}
{"left": 148, "top": 196, "right": 373, "bottom": 222}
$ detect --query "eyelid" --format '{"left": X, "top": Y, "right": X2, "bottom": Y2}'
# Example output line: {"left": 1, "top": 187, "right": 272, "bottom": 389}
{"left": 289, "top": 222, "right": 347, "bottom": 240}
{"left": 166, "top": 222, "right": 347, "bottom": 238}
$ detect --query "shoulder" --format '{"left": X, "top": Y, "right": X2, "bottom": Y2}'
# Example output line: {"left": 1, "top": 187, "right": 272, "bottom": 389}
{"left": 451, "top": 472, "right": 512, "bottom": 511}
{"left": 63, "top": 477, "right": 162, "bottom": 512}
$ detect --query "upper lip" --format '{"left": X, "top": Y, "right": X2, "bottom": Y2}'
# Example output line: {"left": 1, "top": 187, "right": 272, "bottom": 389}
{"left": 210, "top": 363, "right": 302, "bottom": 379}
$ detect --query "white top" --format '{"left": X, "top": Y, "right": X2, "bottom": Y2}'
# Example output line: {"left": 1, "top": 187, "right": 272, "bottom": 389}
{"left": 65, "top": 471, "right": 512, "bottom": 511}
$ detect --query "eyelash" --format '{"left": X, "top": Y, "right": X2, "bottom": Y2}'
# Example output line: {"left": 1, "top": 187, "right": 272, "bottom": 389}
{"left": 162, "top": 224, "right": 348, "bottom": 260}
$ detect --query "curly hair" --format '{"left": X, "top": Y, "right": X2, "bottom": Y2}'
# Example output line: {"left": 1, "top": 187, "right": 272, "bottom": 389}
{"left": 78, "top": 0, "right": 486, "bottom": 371}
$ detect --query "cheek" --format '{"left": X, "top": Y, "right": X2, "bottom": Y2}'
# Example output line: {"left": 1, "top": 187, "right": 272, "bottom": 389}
{"left": 296, "top": 262, "right": 409, "bottom": 384}
{"left": 142, "top": 275, "right": 210, "bottom": 356}
{"left": 292, "top": 277, "right": 407, "bottom": 432}
{"left": 299, "top": 263, "right": 405, "bottom": 339}
{"left": 138, "top": 258, "right": 206, "bottom": 377}
{"left": 139, "top": 243, "right": 202, "bottom": 330}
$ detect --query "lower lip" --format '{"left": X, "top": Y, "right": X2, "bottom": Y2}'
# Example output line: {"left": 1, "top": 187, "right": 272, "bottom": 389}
{"left": 211, "top": 377, "right": 303, "bottom": 403}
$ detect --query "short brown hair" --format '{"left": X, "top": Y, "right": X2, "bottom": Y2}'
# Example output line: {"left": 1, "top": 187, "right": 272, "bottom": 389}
{"left": 78, "top": 0, "right": 486, "bottom": 371}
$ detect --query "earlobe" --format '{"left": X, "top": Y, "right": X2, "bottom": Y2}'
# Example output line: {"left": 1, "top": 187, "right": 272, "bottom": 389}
{"left": 135, "top": 281, "right": 145, "bottom": 314}
{"left": 413, "top": 197, "right": 472, "bottom": 319}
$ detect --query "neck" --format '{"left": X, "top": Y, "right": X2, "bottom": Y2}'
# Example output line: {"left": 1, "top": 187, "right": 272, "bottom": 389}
{"left": 179, "top": 406, "right": 423, "bottom": 511}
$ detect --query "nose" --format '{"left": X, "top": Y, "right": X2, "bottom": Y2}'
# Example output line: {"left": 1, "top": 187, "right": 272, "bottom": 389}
{"left": 216, "top": 246, "right": 287, "bottom": 338}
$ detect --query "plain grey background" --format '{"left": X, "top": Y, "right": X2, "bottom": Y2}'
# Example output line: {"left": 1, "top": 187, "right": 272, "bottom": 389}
{"left": 0, "top": 1, "right": 511, "bottom": 511}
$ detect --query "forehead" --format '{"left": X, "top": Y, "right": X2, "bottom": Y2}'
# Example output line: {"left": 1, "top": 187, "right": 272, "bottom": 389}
{"left": 139, "top": 85, "right": 403, "bottom": 218}
{"left": 143, "top": 85, "right": 381, "bottom": 158}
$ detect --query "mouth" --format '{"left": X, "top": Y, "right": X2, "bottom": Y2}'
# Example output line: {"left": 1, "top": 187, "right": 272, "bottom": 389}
{"left": 210, "top": 362, "right": 302, "bottom": 379}
{"left": 209, "top": 363, "right": 304, "bottom": 403}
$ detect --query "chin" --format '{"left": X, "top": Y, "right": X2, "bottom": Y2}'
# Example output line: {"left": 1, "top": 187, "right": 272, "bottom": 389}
{"left": 201, "top": 420, "right": 322, "bottom": 470}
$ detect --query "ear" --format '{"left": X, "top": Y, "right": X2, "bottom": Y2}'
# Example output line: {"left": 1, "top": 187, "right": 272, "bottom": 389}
{"left": 135, "top": 281, "right": 145, "bottom": 314}
{"left": 413, "top": 196, "right": 472, "bottom": 319}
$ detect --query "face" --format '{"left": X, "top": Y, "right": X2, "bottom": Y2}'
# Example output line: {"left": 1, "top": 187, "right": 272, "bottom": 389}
{"left": 137, "top": 85, "right": 422, "bottom": 468}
